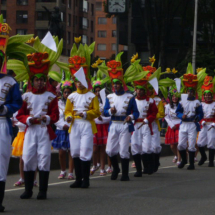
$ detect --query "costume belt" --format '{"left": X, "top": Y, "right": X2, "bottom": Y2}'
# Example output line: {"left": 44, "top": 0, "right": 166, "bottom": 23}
{"left": 111, "top": 116, "right": 126, "bottom": 121}
{"left": 203, "top": 118, "right": 215, "bottom": 123}
{"left": 135, "top": 118, "right": 144, "bottom": 123}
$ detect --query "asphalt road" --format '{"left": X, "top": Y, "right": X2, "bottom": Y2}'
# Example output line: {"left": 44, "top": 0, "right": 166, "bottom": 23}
{"left": 3, "top": 155, "right": 215, "bottom": 215}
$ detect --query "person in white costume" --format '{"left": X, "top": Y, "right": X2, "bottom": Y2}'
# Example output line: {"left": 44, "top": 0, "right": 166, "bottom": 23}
{"left": 197, "top": 75, "right": 215, "bottom": 167}
{"left": 176, "top": 73, "right": 204, "bottom": 170}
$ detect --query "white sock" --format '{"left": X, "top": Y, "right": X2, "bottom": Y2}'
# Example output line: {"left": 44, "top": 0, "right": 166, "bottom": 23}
{"left": 60, "top": 171, "right": 66, "bottom": 174}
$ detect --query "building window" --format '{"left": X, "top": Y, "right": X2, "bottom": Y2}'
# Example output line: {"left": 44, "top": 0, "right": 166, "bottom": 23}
{"left": 36, "top": 0, "right": 56, "bottom": 2}
{"left": 67, "top": 31, "right": 71, "bottom": 44}
{"left": 68, "top": 14, "right": 71, "bottom": 26}
{"left": 16, "top": 11, "right": 28, "bottom": 24}
{"left": 68, "top": 0, "right": 71, "bottom": 8}
{"left": 98, "top": 17, "right": 107, "bottom": 24}
{"left": 16, "top": 29, "right": 27, "bottom": 35}
{"left": 37, "top": 29, "right": 47, "bottom": 39}
{"left": 96, "top": 2, "right": 102, "bottom": 11}
{"left": 82, "top": 0, "right": 88, "bottom": 12}
{"left": 91, "top": 21, "right": 94, "bottom": 33}
{"left": 1, "top": 0, "right": 6, "bottom": 5}
{"left": 124, "top": 46, "right": 128, "bottom": 51}
{"left": 1, "top": 11, "right": 6, "bottom": 22}
{"left": 75, "top": 0, "right": 78, "bottom": 6}
{"left": 112, "top": 30, "right": 116, "bottom": 37}
{"left": 82, "top": 35, "right": 88, "bottom": 44}
{"left": 61, "top": 12, "right": 66, "bottom": 22}
{"left": 98, "top": 31, "right": 107, "bottom": 38}
{"left": 36, "top": 11, "right": 49, "bottom": 20}
{"left": 112, "top": 44, "right": 116, "bottom": 51}
{"left": 91, "top": 4, "right": 94, "bottom": 16}
{"left": 17, "top": 0, "right": 28, "bottom": 5}
{"left": 81, "top": 17, "right": 88, "bottom": 29}
{"left": 98, "top": 44, "right": 106, "bottom": 51}
{"left": 112, "top": 17, "right": 116, "bottom": 24}
{"left": 67, "top": 49, "right": 70, "bottom": 57}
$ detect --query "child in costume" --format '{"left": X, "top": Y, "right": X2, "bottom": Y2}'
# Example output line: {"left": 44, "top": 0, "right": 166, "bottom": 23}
{"left": 90, "top": 60, "right": 111, "bottom": 176}
{"left": 63, "top": 39, "right": 100, "bottom": 188}
{"left": 197, "top": 75, "right": 215, "bottom": 167}
{"left": 52, "top": 70, "right": 74, "bottom": 180}
{"left": 176, "top": 63, "right": 204, "bottom": 170}
{"left": 99, "top": 52, "right": 141, "bottom": 181}
{"left": 0, "top": 15, "right": 24, "bottom": 212}
{"left": 14, "top": 32, "right": 62, "bottom": 199}
{"left": 165, "top": 85, "right": 181, "bottom": 165}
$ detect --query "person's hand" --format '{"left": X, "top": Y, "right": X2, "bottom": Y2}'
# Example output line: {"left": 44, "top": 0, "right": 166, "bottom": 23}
{"left": 67, "top": 117, "right": 72, "bottom": 123}
{"left": 172, "top": 125, "right": 177, "bottom": 130}
{"left": 98, "top": 116, "right": 103, "bottom": 121}
{"left": 41, "top": 116, "right": 47, "bottom": 123}
{"left": 63, "top": 125, "right": 69, "bottom": 131}
{"left": 125, "top": 116, "right": 132, "bottom": 123}
{"left": 182, "top": 115, "right": 187, "bottom": 120}
{"left": 111, "top": 106, "right": 117, "bottom": 115}
{"left": 29, "top": 118, "right": 35, "bottom": 125}
{"left": 77, "top": 112, "right": 84, "bottom": 118}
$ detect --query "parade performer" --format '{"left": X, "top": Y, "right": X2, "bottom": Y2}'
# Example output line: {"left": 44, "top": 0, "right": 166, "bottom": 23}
{"left": 0, "top": 15, "right": 24, "bottom": 212}
{"left": 90, "top": 60, "right": 111, "bottom": 176}
{"left": 13, "top": 32, "right": 63, "bottom": 199}
{"left": 98, "top": 52, "right": 143, "bottom": 181}
{"left": 197, "top": 75, "right": 215, "bottom": 167}
{"left": 165, "top": 84, "right": 181, "bottom": 166}
{"left": 130, "top": 57, "right": 158, "bottom": 176}
{"left": 176, "top": 63, "right": 204, "bottom": 170}
{"left": 52, "top": 70, "right": 74, "bottom": 180}
{"left": 47, "top": 71, "right": 61, "bottom": 95}
{"left": 62, "top": 39, "right": 100, "bottom": 188}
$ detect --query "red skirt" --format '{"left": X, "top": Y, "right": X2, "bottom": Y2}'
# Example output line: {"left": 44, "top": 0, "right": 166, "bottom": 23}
{"left": 165, "top": 124, "right": 180, "bottom": 145}
{"left": 93, "top": 123, "right": 109, "bottom": 146}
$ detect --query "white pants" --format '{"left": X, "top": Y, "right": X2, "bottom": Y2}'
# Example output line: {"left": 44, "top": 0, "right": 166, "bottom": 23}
{"left": 69, "top": 119, "right": 93, "bottom": 161}
{"left": 197, "top": 123, "right": 215, "bottom": 149}
{"left": 22, "top": 125, "right": 51, "bottom": 171}
{"left": 106, "top": 122, "right": 131, "bottom": 159}
{"left": 178, "top": 122, "right": 197, "bottom": 152}
{"left": 131, "top": 123, "right": 152, "bottom": 155}
{"left": 151, "top": 122, "right": 162, "bottom": 154}
{"left": 0, "top": 118, "right": 11, "bottom": 182}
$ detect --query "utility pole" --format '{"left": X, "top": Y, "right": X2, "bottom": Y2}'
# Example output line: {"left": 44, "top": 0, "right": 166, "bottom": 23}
{"left": 192, "top": 0, "right": 198, "bottom": 74}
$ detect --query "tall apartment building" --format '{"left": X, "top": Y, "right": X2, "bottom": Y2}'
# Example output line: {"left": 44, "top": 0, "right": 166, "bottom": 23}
{"left": 0, "top": 0, "right": 95, "bottom": 56}
{"left": 95, "top": 0, "right": 125, "bottom": 60}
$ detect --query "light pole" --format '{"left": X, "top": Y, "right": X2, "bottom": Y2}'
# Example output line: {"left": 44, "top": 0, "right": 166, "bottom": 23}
{"left": 192, "top": 0, "right": 198, "bottom": 74}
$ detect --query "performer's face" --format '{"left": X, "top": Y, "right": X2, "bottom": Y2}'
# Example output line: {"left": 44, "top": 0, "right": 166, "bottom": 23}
{"left": 187, "top": 89, "right": 195, "bottom": 98}
{"left": 63, "top": 88, "right": 72, "bottom": 99}
{"left": 113, "top": 81, "right": 123, "bottom": 92}
{"left": 136, "top": 88, "right": 145, "bottom": 97}
{"left": 51, "top": 80, "right": 58, "bottom": 87}
{"left": 204, "top": 92, "right": 213, "bottom": 102}
{"left": 33, "top": 77, "right": 45, "bottom": 89}
{"left": 94, "top": 87, "right": 101, "bottom": 97}
{"left": 172, "top": 95, "right": 178, "bottom": 103}
{"left": 76, "top": 81, "right": 86, "bottom": 90}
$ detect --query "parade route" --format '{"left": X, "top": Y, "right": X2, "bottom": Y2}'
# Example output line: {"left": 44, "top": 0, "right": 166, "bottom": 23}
{"left": 3, "top": 155, "right": 215, "bottom": 215}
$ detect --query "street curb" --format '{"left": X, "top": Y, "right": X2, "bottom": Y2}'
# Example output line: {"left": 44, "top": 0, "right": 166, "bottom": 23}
{"left": 7, "top": 143, "right": 173, "bottom": 175}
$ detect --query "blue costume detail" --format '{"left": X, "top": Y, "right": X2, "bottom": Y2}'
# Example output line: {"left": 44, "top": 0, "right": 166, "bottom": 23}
{"left": 52, "top": 130, "right": 70, "bottom": 150}
{"left": 176, "top": 102, "right": 204, "bottom": 132}
{"left": 104, "top": 94, "right": 139, "bottom": 132}
{"left": 0, "top": 75, "right": 23, "bottom": 136}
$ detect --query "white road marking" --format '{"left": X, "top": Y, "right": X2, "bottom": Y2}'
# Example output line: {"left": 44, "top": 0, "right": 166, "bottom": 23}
{"left": 5, "top": 165, "right": 177, "bottom": 192}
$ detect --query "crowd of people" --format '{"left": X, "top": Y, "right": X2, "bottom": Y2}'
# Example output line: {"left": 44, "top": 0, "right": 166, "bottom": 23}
{"left": 1, "top": 17, "right": 215, "bottom": 213}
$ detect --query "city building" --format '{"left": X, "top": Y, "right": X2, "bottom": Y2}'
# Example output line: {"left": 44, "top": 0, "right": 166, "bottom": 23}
{"left": 0, "top": 0, "right": 96, "bottom": 56}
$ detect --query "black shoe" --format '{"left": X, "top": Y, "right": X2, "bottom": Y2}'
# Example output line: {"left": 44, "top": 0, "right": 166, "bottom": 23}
{"left": 133, "top": 154, "right": 142, "bottom": 177}
{"left": 120, "top": 158, "right": 130, "bottom": 181}
{"left": 0, "top": 181, "right": 5, "bottom": 212}
{"left": 70, "top": 157, "right": 82, "bottom": 188}
{"left": 109, "top": 156, "right": 120, "bottom": 180}
{"left": 20, "top": 171, "right": 34, "bottom": 199}
{"left": 178, "top": 150, "right": 187, "bottom": 169}
{"left": 198, "top": 147, "right": 207, "bottom": 166}
{"left": 81, "top": 161, "right": 91, "bottom": 188}
{"left": 208, "top": 149, "right": 215, "bottom": 167}
{"left": 187, "top": 151, "right": 195, "bottom": 170}
{"left": 147, "top": 154, "right": 154, "bottom": 175}
{"left": 154, "top": 153, "right": 160, "bottom": 173}
{"left": 37, "top": 171, "right": 49, "bottom": 200}
{"left": 141, "top": 154, "right": 148, "bottom": 174}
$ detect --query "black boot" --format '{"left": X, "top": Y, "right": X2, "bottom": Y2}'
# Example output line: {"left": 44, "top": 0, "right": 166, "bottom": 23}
{"left": 120, "top": 158, "right": 130, "bottom": 181}
{"left": 154, "top": 153, "right": 160, "bottom": 173}
{"left": 133, "top": 154, "right": 142, "bottom": 177}
{"left": 147, "top": 154, "right": 154, "bottom": 175}
{"left": 141, "top": 154, "right": 148, "bottom": 174}
{"left": 20, "top": 171, "right": 34, "bottom": 199}
{"left": 178, "top": 150, "right": 187, "bottom": 169}
{"left": 187, "top": 151, "right": 195, "bottom": 170}
{"left": 198, "top": 147, "right": 207, "bottom": 166}
{"left": 0, "top": 181, "right": 5, "bottom": 212}
{"left": 208, "top": 149, "right": 215, "bottom": 167}
{"left": 70, "top": 157, "right": 82, "bottom": 188}
{"left": 37, "top": 171, "right": 49, "bottom": 200}
{"left": 109, "top": 156, "right": 120, "bottom": 180}
{"left": 81, "top": 161, "right": 91, "bottom": 188}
